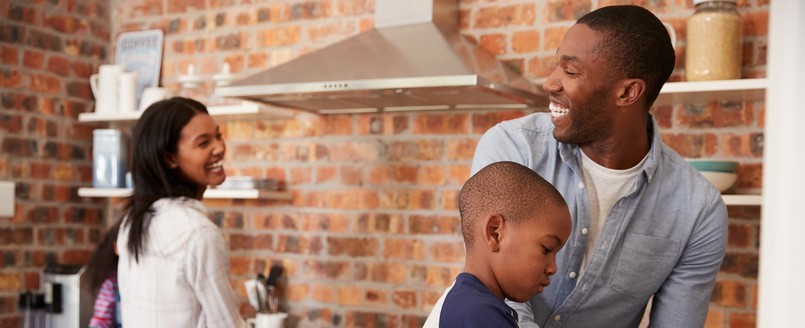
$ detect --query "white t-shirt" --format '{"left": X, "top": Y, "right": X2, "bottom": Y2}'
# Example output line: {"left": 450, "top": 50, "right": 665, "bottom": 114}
{"left": 578, "top": 151, "right": 647, "bottom": 280}
{"left": 117, "top": 197, "right": 245, "bottom": 328}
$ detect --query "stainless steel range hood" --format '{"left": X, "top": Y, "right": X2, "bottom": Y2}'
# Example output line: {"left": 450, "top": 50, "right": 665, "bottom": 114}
{"left": 215, "top": 0, "right": 547, "bottom": 114}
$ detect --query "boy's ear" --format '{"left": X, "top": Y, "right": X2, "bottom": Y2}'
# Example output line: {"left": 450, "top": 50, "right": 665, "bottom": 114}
{"left": 483, "top": 213, "right": 505, "bottom": 253}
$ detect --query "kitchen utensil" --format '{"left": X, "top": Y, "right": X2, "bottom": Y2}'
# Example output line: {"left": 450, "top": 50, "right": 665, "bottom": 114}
{"left": 90, "top": 64, "right": 124, "bottom": 114}
{"left": 246, "top": 312, "right": 288, "bottom": 328}
{"left": 138, "top": 87, "right": 172, "bottom": 112}
{"left": 243, "top": 279, "right": 262, "bottom": 312}
{"left": 118, "top": 71, "right": 139, "bottom": 113}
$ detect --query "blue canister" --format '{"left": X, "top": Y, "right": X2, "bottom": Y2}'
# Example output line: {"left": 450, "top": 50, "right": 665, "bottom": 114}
{"left": 92, "top": 129, "right": 127, "bottom": 188}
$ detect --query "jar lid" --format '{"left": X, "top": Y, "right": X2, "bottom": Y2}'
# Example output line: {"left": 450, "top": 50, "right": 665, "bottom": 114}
{"left": 693, "top": 0, "right": 737, "bottom": 4}
{"left": 178, "top": 64, "right": 204, "bottom": 86}
{"left": 213, "top": 63, "right": 236, "bottom": 87}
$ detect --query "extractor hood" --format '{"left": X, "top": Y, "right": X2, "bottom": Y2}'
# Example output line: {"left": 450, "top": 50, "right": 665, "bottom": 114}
{"left": 214, "top": 0, "right": 547, "bottom": 114}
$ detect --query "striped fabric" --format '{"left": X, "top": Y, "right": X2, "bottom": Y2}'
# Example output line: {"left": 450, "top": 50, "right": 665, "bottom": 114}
{"left": 89, "top": 273, "right": 119, "bottom": 328}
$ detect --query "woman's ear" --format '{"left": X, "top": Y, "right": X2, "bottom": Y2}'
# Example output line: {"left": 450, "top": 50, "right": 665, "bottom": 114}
{"left": 483, "top": 213, "right": 505, "bottom": 252}
{"left": 615, "top": 78, "right": 646, "bottom": 107}
{"left": 163, "top": 152, "right": 178, "bottom": 169}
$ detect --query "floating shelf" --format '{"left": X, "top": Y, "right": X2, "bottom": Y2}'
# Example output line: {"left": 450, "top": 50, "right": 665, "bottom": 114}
{"left": 655, "top": 78, "right": 767, "bottom": 107}
{"left": 78, "top": 101, "right": 295, "bottom": 123}
{"left": 722, "top": 194, "right": 762, "bottom": 206}
{"left": 78, "top": 187, "right": 292, "bottom": 200}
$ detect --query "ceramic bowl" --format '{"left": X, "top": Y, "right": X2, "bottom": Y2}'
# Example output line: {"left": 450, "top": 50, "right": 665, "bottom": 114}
{"left": 687, "top": 160, "right": 739, "bottom": 173}
{"left": 699, "top": 171, "right": 738, "bottom": 192}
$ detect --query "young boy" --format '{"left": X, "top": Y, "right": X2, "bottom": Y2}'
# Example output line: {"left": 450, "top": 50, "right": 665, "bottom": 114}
{"left": 424, "top": 161, "right": 571, "bottom": 328}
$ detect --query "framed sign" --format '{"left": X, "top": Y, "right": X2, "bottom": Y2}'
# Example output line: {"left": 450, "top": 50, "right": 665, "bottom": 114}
{"left": 115, "top": 29, "right": 164, "bottom": 110}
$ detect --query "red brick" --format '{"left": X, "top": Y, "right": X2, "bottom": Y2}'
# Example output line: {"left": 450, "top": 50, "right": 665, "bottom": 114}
{"left": 261, "top": 26, "right": 301, "bottom": 47}
{"left": 298, "top": 213, "right": 350, "bottom": 233}
{"left": 229, "top": 256, "right": 251, "bottom": 275}
{"left": 325, "top": 189, "right": 377, "bottom": 209}
{"left": 287, "top": 283, "right": 309, "bottom": 302}
{"left": 0, "top": 273, "right": 21, "bottom": 291}
{"left": 728, "top": 223, "right": 753, "bottom": 248}
{"left": 661, "top": 133, "right": 718, "bottom": 158}
{"left": 704, "top": 308, "right": 725, "bottom": 328}
{"left": 727, "top": 312, "right": 755, "bottom": 328}
{"left": 340, "top": 165, "right": 363, "bottom": 185}
{"left": 474, "top": 4, "right": 537, "bottom": 28}
{"left": 276, "top": 235, "right": 322, "bottom": 254}
{"left": 315, "top": 165, "right": 337, "bottom": 183}
{"left": 735, "top": 163, "right": 762, "bottom": 189}
{"left": 1, "top": 46, "right": 18, "bottom": 65}
{"left": 167, "top": 0, "right": 206, "bottom": 14}
{"left": 721, "top": 133, "right": 763, "bottom": 158}
{"left": 544, "top": 26, "right": 569, "bottom": 50}
{"left": 527, "top": 55, "right": 557, "bottom": 80}
{"left": 44, "top": 14, "right": 79, "bottom": 33}
{"left": 544, "top": 0, "right": 591, "bottom": 22}
{"left": 368, "top": 262, "right": 406, "bottom": 284}
{"left": 364, "top": 288, "right": 388, "bottom": 307}
{"left": 742, "top": 11, "right": 768, "bottom": 37}
{"left": 417, "top": 165, "right": 446, "bottom": 186}
{"left": 289, "top": 166, "right": 312, "bottom": 185}
{"left": 22, "top": 50, "right": 45, "bottom": 69}
{"left": 392, "top": 290, "right": 417, "bottom": 309}
{"left": 53, "top": 163, "right": 75, "bottom": 181}
{"left": 29, "top": 162, "right": 51, "bottom": 179}
{"left": 248, "top": 53, "right": 269, "bottom": 68}
{"left": 0, "top": 113, "right": 23, "bottom": 133}
{"left": 388, "top": 140, "right": 444, "bottom": 161}
{"left": 62, "top": 250, "right": 91, "bottom": 264}
{"left": 355, "top": 213, "right": 404, "bottom": 234}
{"left": 302, "top": 260, "right": 350, "bottom": 280}
{"left": 328, "top": 141, "right": 384, "bottom": 161}
{"left": 429, "top": 241, "right": 465, "bottom": 262}
{"left": 337, "top": 285, "right": 362, "bottom": 306}
{"left": 512, "top": 30, "right": 539, "bottom": 53}
{"left": 711, "top": 280, "right": 746, "bottom": 307}
{"left": 29, "top": 74, "right": 62, "bottom": 94}
{"left": 413, "top": 113, "right": 469, "bottom": 135}
{"left": 327, "top": 237, "right": 377, "bottom": 257}
{"left": 409, "top": 215, "right": 461, "bottom": 234}
{"left": 383, "top": 238, "right": 425, "bottom": 260}
{"left": 0, "top": 69, "right": 23, "bottom": 89}
{"left": 479, "top": 33, "right": 506, "bottom": 55}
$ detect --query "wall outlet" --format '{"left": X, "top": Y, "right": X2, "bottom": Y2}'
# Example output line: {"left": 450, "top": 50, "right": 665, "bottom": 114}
{"left": 0, "top": 181, "right": 15, "bottom": 217}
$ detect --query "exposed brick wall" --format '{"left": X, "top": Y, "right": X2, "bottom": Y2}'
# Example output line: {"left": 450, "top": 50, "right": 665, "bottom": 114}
{"left": 0, "top": 0, "right": 112, "bottom": 326}
{"left": 0, "top": 0, "right": 766, "bottom": 327}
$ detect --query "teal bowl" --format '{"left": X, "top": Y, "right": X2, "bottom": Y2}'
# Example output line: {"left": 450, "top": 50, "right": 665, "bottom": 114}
{"left": 686, "top": 159, "right": 739, "bottom": 173}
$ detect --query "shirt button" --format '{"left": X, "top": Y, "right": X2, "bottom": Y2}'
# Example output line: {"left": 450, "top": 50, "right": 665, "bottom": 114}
{"left": 581, "top": 228, "right": 588, "bottom": 235}
{"left": 569, "top": 272, "right": 577, "bottom": 278}
{"left": 577, "top": 182, "right": 584, "bottom": 189}
{"left": 554, "top": 315, "right": 561, "bottom": 321}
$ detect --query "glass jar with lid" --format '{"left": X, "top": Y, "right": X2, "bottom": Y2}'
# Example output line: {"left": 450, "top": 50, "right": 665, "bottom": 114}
{"left": 178, "top": 64, "right": 208, "bottom": 104}
{"left": 685, "top": 0, "right": 742, "bottom": 81}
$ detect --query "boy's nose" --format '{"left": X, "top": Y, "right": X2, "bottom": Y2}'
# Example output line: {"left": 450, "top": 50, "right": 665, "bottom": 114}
{"left": 545, "top": 259, "right": 558, "bottom": 276}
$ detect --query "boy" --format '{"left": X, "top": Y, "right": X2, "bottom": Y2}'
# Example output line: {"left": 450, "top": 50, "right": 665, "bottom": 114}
{"left": 424, "top": 161, "right": 571, "bottom": 327}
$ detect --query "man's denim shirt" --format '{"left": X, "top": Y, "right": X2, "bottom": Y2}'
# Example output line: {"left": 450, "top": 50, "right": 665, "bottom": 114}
{"left": 471, "top": 113, "right": 728, "bottom": 328}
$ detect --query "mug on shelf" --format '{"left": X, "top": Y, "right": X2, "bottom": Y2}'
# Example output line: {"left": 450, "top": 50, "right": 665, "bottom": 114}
{"left": 246, "top": 312, "right": 288, "bottom": 328}
{"left": 138, "top": 87, "right": 172, "bottom": 112}
{"left": 90, "top": 64, "right": 124, "bottom": 114}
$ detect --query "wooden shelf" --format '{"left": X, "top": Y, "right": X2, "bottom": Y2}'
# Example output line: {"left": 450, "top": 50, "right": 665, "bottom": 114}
{"left": 655, "top": 78, "right": 767, "bottom": 107}
{"left": 722, "top": 194, "right": 762, "bottom": 206}
{"left": 78, "top": 101, "right": 295, "bottom": 123}
{"left": 78, "top": 187, "right": 292, "bottom": 200}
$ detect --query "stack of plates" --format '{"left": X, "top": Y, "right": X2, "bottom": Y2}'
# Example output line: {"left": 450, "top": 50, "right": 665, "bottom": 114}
{"left": 216, "top": 176, "right": 280, "bottom": 191}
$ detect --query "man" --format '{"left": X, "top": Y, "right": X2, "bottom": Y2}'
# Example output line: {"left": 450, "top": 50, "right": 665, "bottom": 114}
{"left": 470, "top": 5, "right": 728, "bottom": 328}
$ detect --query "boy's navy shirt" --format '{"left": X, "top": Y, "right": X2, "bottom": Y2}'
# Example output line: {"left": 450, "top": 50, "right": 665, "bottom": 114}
{"left": 436, "top": 272, "right": 519, "bottom": 328}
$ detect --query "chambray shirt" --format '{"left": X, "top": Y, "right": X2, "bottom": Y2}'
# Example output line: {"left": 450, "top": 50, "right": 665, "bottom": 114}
{"left": 471, "top": 112, "right": 728, "bottom": 328}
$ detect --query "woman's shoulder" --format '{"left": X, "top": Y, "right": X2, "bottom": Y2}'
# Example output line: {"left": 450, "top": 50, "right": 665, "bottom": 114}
{"left": 151, "top": 197, "right": 218, "bottom": 232}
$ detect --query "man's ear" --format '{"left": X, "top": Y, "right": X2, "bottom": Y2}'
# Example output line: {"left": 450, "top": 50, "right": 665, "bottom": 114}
{"left": 615, "top": 78, "right": 646, "bottom": 107}
{"left": 483, "top": 213, "right": 505, "bottom": 253}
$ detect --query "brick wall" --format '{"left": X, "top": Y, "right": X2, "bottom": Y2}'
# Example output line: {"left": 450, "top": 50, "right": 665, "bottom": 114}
{"left": 1, "top": 0, "right": 767, "bottom": 327}
{"left": 0, "top": 0, "right": 111, "bottom": 326}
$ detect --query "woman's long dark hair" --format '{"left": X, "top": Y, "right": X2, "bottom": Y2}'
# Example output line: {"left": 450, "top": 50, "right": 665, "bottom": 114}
{"left": 124, "top": 97, "right": 208, "bottom": 262}
{"left": 84, "top": 219, "right": 122, "bottom": 293}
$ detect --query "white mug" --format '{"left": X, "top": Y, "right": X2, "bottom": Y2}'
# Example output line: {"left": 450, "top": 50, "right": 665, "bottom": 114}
{"left": 138, "top": 87, "right": 172, "bottom": 112}
{"left": 90, "top": 64, "right": 124, "bottom": 114}
{"left": 118, "top": 71, "right": 139, "bottom": 113}
{"left": 246, "top": 312, "right": 287, "bottom": 328}
{"left": 662, "top": 22, "right": 677, "bottom": 50}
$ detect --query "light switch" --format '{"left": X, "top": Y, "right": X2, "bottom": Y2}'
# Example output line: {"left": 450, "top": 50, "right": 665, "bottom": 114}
{"left": 0, "top": 181, "right": 15, "bottom": 217}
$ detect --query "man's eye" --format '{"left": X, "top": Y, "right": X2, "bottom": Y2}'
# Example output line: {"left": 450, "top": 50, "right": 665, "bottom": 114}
{"left": 565, "top": 70, "right": 578, "bottom": 76}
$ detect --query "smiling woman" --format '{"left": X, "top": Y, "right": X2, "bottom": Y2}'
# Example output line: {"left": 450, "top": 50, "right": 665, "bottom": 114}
{"left": 115, "top": 97, "right": 246, "bottom": 328}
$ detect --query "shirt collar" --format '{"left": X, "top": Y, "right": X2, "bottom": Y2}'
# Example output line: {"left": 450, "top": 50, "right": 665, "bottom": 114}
{"left": 558, "top": 114, "right": 662, "bottom": 183}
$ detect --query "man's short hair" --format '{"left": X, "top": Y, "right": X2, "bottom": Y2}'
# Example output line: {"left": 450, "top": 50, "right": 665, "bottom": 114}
{"left": 459, "top": 161, "right": 567, "bottom": 248}
{"left": 577, "top": 5, "right": 675, "bottom": 108}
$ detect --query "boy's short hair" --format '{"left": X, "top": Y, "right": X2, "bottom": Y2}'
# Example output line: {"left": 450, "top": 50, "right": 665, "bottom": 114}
{"left": 459, "top": 161, "right": 567, "bottom": 248}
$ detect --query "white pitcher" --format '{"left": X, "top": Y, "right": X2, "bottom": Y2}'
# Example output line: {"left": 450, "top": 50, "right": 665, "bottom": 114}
{"left": 90, "top": 64, "right": 124, "bottom": 114}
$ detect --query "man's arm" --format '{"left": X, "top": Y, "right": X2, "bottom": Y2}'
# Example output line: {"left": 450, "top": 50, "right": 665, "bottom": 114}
{"left": 648, "top": 193, "right": 728, "bottom": 327}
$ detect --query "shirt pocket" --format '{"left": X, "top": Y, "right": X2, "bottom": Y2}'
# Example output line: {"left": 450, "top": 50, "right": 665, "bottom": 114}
{"left": 610, "top": 233, "right": 680, "bottom": 298}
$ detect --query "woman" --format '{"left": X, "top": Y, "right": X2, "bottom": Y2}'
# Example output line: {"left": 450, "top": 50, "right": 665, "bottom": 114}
{"left": 116, "top": 97, "right": 245, "bottom": 327}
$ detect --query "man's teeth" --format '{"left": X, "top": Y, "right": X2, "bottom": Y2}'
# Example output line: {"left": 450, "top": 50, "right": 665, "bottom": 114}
{"left": 206, "top": 162, "right": 223, "bottom": 170}
{"left": 550, "top": 103, "right": 569, "bottom": 117}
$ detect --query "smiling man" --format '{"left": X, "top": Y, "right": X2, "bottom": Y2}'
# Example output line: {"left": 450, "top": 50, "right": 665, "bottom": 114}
{"left": 470, "top": 5, "right": 728, "bottom": 328}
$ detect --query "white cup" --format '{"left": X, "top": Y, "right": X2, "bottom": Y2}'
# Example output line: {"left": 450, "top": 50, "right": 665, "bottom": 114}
{"left": 90, "top": 64, "right": 124, "bottom": 114}
{"left": 138, "top": 87, "right": 172, "bottom": 112}
{"left": 246, "top": 313, "right": 288, "bottom": 328}
{"left": 118, "top": 71, "right": 139, "bottom": 113}
{"left": 662, "top": 22, "right": 677, "bottom": 50}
